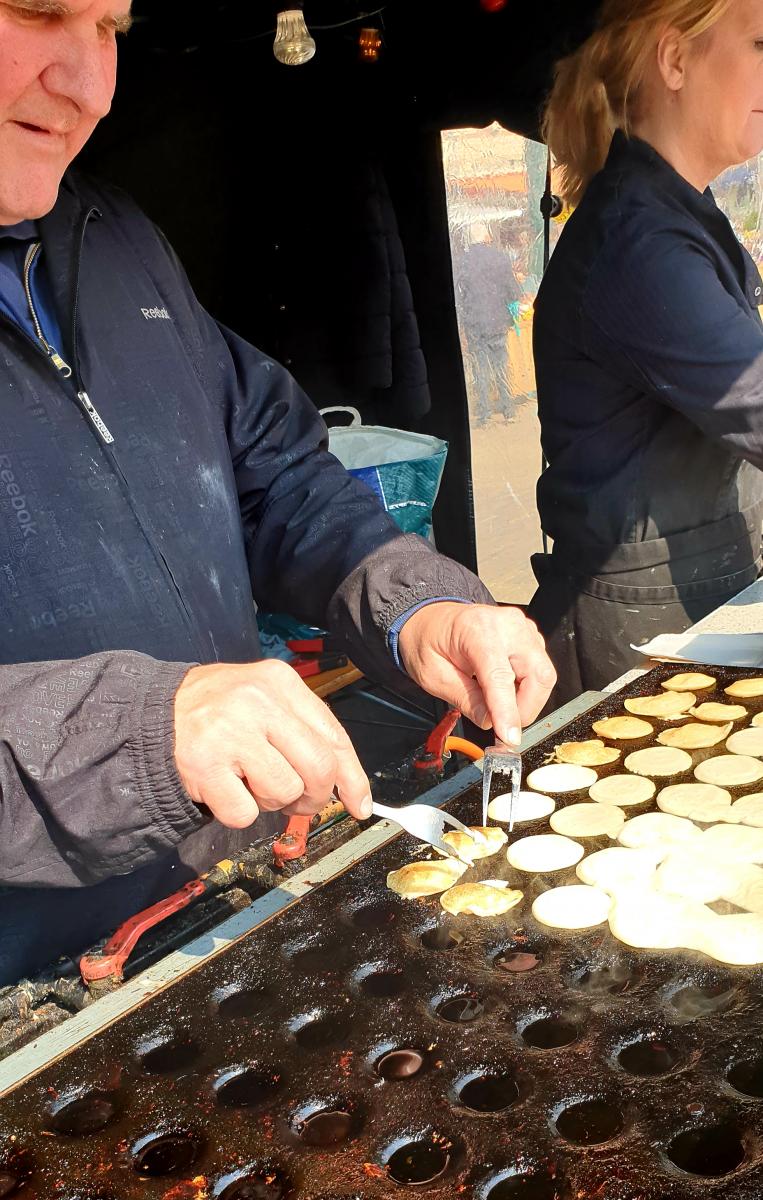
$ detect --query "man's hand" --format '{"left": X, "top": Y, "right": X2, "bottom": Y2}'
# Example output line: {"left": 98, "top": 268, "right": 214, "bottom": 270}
{"left": 173, "top": 660, "right": 372, "bottom": 829}
{"left": 397, "top": 603, "right": 556, "bottom": 745}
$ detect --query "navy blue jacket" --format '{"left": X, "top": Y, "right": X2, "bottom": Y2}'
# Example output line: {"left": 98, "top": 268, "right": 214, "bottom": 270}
{"left": 534, "top": 132, "right": 763, "bottom": 570}
{"left": 0, "top": 172, "right": 489, "bottom": 981}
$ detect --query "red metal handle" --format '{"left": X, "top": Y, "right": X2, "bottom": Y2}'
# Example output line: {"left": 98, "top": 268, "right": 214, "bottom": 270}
{"left": 80, "top": 878, "right": 206, "bottom": 986}
{"left": 413, "top": 708, "right": 461, "bottom": 775}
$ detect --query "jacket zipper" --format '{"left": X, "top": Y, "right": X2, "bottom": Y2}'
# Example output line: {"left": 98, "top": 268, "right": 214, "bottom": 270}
{"left": 23, "top": 241, "right": 114, "bottom": 446}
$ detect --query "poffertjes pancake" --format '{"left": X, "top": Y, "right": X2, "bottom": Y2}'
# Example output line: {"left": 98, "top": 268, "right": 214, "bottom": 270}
{"left": 387, "top": 859, "right": 467, "bottom": 899}
{"left": 624, "top": 746, "right": 693, "bottom": 778}
{"left": 694, "top": 754, "right": 763, "bottom": 788}
{"left": 609, "top": 889, "right": 705, "bottom": 951}
{"left": 654, "top": 850, "right": 739, "bottom": 903}
{"left": 661, "top": 672, "right": 716, "bottom": 692}
{"left": 555, "top": 739, "right": 621, "bottom": 767}
{"left": 726, "top": 863, "right": 763, "bottom": 912}
{"left": 441, "top": 826, "right": 508, "bottom": 862}
{"left": 550, "top": 802, "right": 625, "bottom": 840}
{"left": 576, "top": 846, "right": 662, "bottom": 893}
{"left": 624, "top": 692, "right": 696, "bottom": 718}
{"left": 726, "top": 728, "right": 763, "bottom": 758}
{"left": 618, "top": 811, "right": 702, "bottom": 850}
{"left": 588, "top": 774, "right": 656, "bottom": 807}
{"left": 725, "top": 677, "right": 763, "bottom": 699}
{"left": 657, "top": 722, "right": 732, "bottom": 750}
{"left": 488, "top": 791, "right": 556, "bottom": 824}
{"left": 698, "top": 912, "right": 763, "bottom": 966}
{"left": 507, "top": 833, "right": 585, "bottom": 873}
{"left": 440, "top": 881, "right": 523, "bottom": 917}
{"left": 691, "top": 702, "right": 748, "bottom": 723}
{"left": 753, "top": 712, "right": 763, "bottom": 728}
{"left": 730, "top": 794, "right": 763, "bottom": 828}
{"left": 532, "top": 884, "right": 611, "bottom": 930}
{"left": 592, "top": 715, "right": 653, "bottom": 741}
{"left": 656, "top": 782, "right": 733, "bottom": 824}
{"left": 526, "top": 764, "right": 598, "bottom": 795}
{"left": 700, "top": 823, "right": 763, "bottom": 863}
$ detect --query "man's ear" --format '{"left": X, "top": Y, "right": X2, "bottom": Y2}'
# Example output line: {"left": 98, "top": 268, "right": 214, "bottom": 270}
{"left": 656, "top": 27, "right": 687, "bottom": 92}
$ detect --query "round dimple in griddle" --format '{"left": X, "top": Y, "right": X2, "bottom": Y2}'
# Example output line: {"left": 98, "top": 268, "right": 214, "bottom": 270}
{"left": 376, "top": 1048, "right": 425, "bottom": 1081}
{"left": 292, "top": 1013, "right": 346, "bottom": 1051}
{"left": 665, "top": 1123, "right": 746, "bottom": 1177}
{"left": 384, "top": 1134, "right": 454, "bottom": 1186}
{"left": 350, "top": 900, "right": 398, "bottom": 930}
{"left": 0, "top": 1150, "right": 33, "bottom": 1199}
{"left": 214, "top": 985, "right": 270, "bottom": 1021}
{"left": 46, "top": 1090, "right": 116, "bottom": 1136}
{"left": 668, "top": 981, "right": 740, "bottom": 1020}
{"left": 131, "top": 1130, "right": 204, "bottom": 1177}
{"left": 617, "top": 1037, "right": 683, "bottom": 1077}
{"left": 137, "top": 1034, "right": 200, "bottom": 1075}
{"left": 554, "top": 1098, "right": 624, "bottom": 1146}
{"left": 457, "top": 1071, "right": 520, "bottom": 1113}
{"left": 482, "top": 1171, "right": 571, "bottom": 1200}
{"left": 566, "top": 959, "right": 639, "bottom": 995}
{"left": 521, "top": 1015, "right": 579, "bottom": 1050}
{"left": 727, "top": 1056, "right": 763, "bottom": 1098}
{"left": 420, "top": 925, "right": 464, "bottom": 951}
{"left": 213, "top": 1165, "right": 291, "bottom": 1199}
{"left": 355, "top": 965, "right": 406, "bottom": 999}
{"left": 295, "top": 1105, "right": 360, "bottom": 1148}
{"left": 286, "top": 940, "right": 343, "bottom": 976}
{"left": 213, "top": 1063, "right": 282, "bottom": 1109}
{"left": 434, "top": 991, "right": 485, "bottom": 1023}
{"left": 493, "top": 949, "right": 542, "bottom": 973}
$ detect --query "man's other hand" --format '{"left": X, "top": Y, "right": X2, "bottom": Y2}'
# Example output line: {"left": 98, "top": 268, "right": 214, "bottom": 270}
{"left": 397, "top": 602, "right": 556, "bottom": 745}
{"left": 173, "top": 660, "right": 371, "bottom": 829}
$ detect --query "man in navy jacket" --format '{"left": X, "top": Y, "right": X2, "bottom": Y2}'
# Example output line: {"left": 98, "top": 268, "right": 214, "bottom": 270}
{"left": 0, "top": 0, "right": 554, "bottom": 981}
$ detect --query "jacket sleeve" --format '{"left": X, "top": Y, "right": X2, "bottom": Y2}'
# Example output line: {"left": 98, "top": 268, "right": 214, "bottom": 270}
{"left": 197, "top": 318, "right": 494, "bottom": 688}
{"left": 583, "top": 227, "right": 763, "bottom": 469}
{"left": 0, "top": 652, "right": 205, "bottom": 888}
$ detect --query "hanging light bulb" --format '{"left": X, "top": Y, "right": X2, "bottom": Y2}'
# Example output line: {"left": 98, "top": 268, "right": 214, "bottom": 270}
{"left": 273, "top": 3, "right": 316, "bottom": 66}
{"left": 358, "top": 26, "right": 383, "bottom": 64}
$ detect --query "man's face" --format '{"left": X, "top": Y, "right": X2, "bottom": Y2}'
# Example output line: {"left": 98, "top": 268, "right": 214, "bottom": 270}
{"left": 0, "top": 0, "right": 130, "bottom": 224}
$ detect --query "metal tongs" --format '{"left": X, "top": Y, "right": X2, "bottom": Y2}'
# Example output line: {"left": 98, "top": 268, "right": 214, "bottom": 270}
{"left": 371, "top": 801, "right": 488, "bottom": 866}
{"left": 481, "top": 742, "right": 522, "bottom": 831}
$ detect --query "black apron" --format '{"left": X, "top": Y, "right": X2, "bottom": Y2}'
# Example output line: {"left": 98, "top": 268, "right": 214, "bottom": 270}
{"left": 528, "top": 505, "right": 763, "bottom": 709}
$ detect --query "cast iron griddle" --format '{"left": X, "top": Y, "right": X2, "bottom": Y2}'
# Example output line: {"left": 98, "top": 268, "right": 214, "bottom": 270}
{"left": 3, "top": 664, "right": 763, "bottom": 1200}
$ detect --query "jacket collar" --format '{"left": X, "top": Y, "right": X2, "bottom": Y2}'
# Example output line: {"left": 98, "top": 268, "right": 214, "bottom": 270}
{"left": 38, "top": 171, "right": 101, "bottom": 366}
{"left": 605, "top": 130, "right": 748, "bottom": 280}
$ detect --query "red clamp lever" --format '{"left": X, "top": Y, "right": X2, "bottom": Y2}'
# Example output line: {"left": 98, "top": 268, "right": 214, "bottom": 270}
{"left": 80, "top": 878, "right": 206, "bottom": 988}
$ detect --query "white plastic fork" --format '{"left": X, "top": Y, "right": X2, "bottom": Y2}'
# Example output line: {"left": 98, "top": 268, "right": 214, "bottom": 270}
{"left": 371, "top": 801, "right": 488, "bottom": 866}
{"left": 481, "top": 743, "right": 522, "bottom": 831}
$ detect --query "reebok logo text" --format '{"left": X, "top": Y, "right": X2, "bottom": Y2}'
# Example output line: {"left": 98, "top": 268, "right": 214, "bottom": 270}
{"left": 141, "top": 306, "right": 171, "bottom": 320}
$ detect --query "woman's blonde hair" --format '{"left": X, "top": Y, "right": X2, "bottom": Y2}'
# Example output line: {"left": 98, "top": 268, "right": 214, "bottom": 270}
{"left": 543, "top": 0, "right": 733, "bottom": 206}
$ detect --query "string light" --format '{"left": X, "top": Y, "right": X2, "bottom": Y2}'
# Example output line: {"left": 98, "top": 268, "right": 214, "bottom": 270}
{"left": 358, "top": 26, "right": 383, "bottom": 63}
{"left": 273, "top": 3, "right": 316, "bottom": 65}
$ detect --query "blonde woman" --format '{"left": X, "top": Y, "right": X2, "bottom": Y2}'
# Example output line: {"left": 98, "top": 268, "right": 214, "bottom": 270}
{"left": 528, "top": 0, "right": 763, "bottom": 705}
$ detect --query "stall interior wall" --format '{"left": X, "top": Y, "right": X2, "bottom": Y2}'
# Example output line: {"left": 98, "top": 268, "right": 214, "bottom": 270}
{"left": 81, "top": 19, "right": 479, "bottom": 571}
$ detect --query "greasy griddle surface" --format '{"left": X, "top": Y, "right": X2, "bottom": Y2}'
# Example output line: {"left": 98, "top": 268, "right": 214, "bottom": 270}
{"left": 4, "top": 665, "right": 763, "bottom": 1200}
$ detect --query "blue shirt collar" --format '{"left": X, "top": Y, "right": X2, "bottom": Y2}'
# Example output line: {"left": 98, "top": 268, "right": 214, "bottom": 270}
{"left": 0, "top": 220, "right": 39, "bottom": 242}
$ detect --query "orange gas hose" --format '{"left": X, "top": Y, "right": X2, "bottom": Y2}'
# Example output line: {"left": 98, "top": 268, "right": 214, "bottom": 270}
{"left": 444, "top": 736, "right": 484, "bottom": 761}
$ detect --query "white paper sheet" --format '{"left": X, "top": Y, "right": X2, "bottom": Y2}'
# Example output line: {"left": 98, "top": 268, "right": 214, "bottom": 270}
{"left": 632, "top": 632, "right": 763, "bottom": 668}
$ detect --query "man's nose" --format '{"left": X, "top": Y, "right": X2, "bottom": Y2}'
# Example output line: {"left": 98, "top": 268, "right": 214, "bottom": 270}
{"left": 40, "top": 33, "right": 116, "bottom": 121}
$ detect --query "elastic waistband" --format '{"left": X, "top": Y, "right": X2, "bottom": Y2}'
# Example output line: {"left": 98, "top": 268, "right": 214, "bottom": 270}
{"left": 551, "top": 505, "right": 763, "bottom": 577}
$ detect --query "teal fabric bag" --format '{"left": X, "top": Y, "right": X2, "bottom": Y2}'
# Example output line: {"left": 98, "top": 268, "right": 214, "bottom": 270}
{"left": 321, "top": 407, "right": 448, "bottom": 540}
